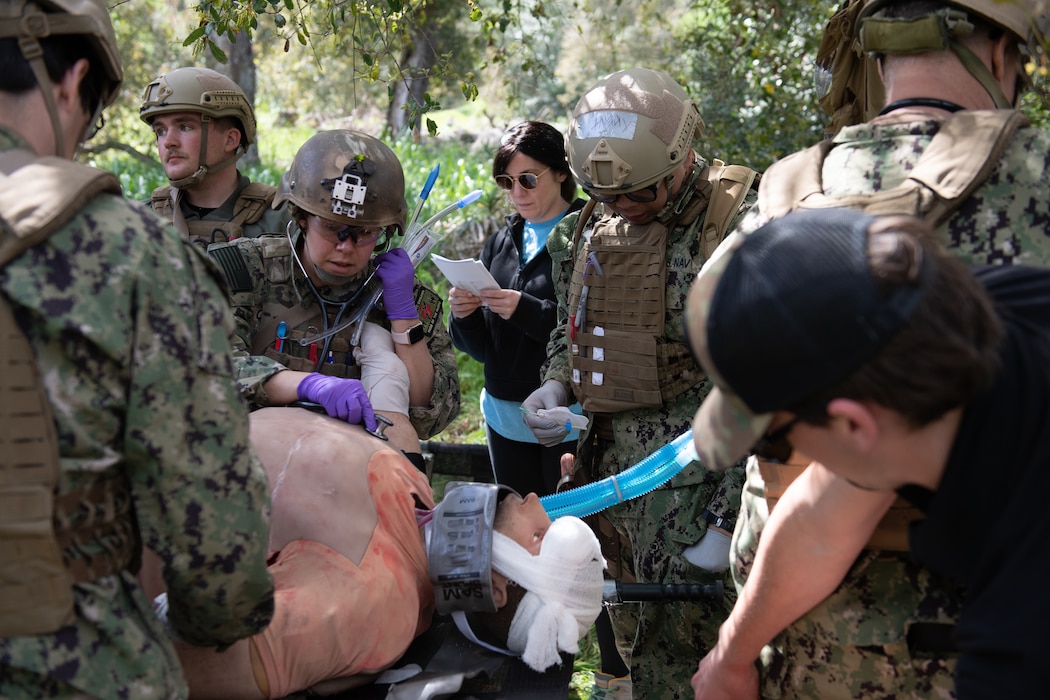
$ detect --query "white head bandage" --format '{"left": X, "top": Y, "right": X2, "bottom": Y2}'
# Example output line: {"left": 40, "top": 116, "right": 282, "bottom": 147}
{"left": 490, "top": 516, "right": 605, "bottom": 672}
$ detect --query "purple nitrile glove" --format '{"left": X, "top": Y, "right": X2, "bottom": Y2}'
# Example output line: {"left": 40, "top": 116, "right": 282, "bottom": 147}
{"left": 374, "top": 248, "right": 418, "bottom": 320}
{"left": 296, "top": 373, "right": 378, "bottom": 431}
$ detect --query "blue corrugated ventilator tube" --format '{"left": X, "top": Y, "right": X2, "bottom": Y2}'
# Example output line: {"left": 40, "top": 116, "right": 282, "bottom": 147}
{"left": 539, "top": 429, "right": 698, "bottom": 519}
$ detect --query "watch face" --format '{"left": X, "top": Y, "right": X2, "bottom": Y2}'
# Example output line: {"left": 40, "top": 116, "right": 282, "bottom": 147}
{"left": 408, "top": 324, "right": 426, "bottom": 344}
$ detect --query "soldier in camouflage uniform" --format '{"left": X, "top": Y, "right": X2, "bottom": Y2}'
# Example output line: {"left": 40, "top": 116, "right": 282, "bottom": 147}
{"left": 208, "top": 129, "right": 460, "bottom": 461}
{"left": 691, "top": 1, "right": 1050, "bottom": 698}
{"left": 522, "top": 68, "right": 760, "bottom": 700}
{"left": 139, "top": 66, "right": 290, "bottom": 246}
{"left": 0, "top": 2, "right": 274, "bottom": 697}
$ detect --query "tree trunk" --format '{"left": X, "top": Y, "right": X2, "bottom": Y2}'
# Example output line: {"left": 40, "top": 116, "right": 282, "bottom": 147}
{"left": 386, "top": 26, "right": 438, "bottom": 138}
{"left": 209, "top": 31, "right": 260, "bottom": 168}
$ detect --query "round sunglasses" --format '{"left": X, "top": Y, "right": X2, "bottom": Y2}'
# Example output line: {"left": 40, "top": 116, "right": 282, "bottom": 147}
{"left": 494, "top": 166, "right": 552, "bottom": 191}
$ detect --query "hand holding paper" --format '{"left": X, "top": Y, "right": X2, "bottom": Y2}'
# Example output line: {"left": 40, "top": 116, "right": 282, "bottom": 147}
{"left": 448, "top": 286, "right": 484, "bottom": 319}
{"left": 477, "top": 287, "right": 521, "bottom": 320}
{"left": 431, "top": 254, "right": 500, "bottom": 296}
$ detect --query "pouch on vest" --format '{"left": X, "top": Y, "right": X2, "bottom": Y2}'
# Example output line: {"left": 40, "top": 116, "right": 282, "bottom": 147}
{"left": 567, "top": 211, "right": 708, "bottom": 412}
{"left": 263, "top": 327, "right": 361, "bottom": 378}
{"left": 567, "top": 216, "right": 666, "bottom": 412}
{"left": 700, "top": 160, "right": 760, "bottom": 259}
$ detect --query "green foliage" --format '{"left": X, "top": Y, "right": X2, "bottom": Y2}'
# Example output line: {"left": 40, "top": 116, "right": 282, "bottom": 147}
{"left": 188, "top": 0, "right": 485, "bottom": 138}
{"left": 569, "top": 627, "right": 601, "bottom": 698}
{"left": 678, "top": 0, "right": 831, "bottom": 166}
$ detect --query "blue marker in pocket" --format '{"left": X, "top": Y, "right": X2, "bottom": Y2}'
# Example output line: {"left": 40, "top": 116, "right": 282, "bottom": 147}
{"left": 275, "top": 321, "right": 288, "bottom": 352}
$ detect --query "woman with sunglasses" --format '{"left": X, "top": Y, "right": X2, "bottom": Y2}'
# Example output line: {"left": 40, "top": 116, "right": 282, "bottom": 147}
{"left": 207, "top": 129, "right": 461, "bottom": 466}
{"left": 448, "top": 121, "right": 585, "bottom": 496}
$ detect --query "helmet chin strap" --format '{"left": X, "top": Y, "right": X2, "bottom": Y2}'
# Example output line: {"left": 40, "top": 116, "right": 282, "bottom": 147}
{"left": 657, "top": 155, "right": 701, "bottom": 225}
{"left": 17, "top": 19, "right": 66, "bottom": 157}
{"left": 950, "top": 38, "right": 1014, "bottom": 109}
{"left": 166, "top": 114, "right": 246, "bottom": 189}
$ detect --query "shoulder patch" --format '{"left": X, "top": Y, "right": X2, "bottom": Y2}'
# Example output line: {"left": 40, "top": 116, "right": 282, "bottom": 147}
{"left": 208, "top": 244, "right": 254, "bottom": 293}
{"left": 414, "top": 286, "right": 443, "bottom": 336}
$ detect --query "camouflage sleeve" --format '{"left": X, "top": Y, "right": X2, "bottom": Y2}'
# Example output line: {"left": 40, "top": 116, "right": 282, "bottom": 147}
{"left": 231, "top": 306, "right": 286, "bottom": 408}
{"left": 540, "top": 211, "right": 580, "bottom": 395}
{"left": 408, "top": 283, "right": 461, "bottom": 439}
{"left": 219, "top": 242, "right": 287, "bottom": 406}
{"left": 127, "top": 220, "right": 274, "bottom": 647}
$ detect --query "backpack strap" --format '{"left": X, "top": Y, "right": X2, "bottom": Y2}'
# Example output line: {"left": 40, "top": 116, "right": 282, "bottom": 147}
{"left": 758, "top": 141, "right": 835, "bottom": 220}
{"left": 700, "top": 160, "right": 760, "bottom": 259}
{"left": 157, "top": 182, "right": 277, "bottom": 241}
{"left": 907, "top": 110, "right": 1028, "bottom": 226}
{"left": 232, "top": 181, "right": 278, "bottom": 226}
{"left": 149, "top": 184, "right": 175, "bottom": 220}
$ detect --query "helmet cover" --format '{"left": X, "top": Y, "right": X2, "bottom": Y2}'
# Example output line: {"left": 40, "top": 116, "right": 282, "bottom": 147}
{"left": 139, "top": 66, "right": 256, "bottom": 146}
{"left": 568, "top": 68, "right": 704, "bottom": 195}
{"left": 274, "top": 129, "right": 407, "bottom": 234}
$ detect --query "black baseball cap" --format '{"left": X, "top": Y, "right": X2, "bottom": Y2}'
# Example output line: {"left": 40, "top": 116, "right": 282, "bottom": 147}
{"left": 683, "top": 208, "right": 934, "bottom": 471}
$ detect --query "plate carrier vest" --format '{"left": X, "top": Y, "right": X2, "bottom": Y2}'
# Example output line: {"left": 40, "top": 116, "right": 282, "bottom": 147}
{"left": 566, "top": 159, "right": 759, "bottom": 413}
{"left": 150, "top": 181, "right": 277, "bottom": 248}
{"left": 0, "top": 149, "right": 139, "bottom": 636}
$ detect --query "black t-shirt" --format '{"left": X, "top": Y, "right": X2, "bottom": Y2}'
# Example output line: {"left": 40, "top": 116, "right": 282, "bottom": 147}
{"left": 901, "top": 265, "right": 1050, "bottom": 698}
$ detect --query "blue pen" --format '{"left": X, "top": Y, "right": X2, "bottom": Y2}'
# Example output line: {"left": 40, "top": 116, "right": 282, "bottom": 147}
{"left": 275, "top": 320, "right": 287, "bottom": 353}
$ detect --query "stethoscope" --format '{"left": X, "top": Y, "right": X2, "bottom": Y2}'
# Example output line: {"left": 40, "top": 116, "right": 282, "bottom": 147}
{"left": 283, "top": 220, "right": 395, "bottom": 440}
{"left": 284, "top": 220, "right": 377, "bottom": 373}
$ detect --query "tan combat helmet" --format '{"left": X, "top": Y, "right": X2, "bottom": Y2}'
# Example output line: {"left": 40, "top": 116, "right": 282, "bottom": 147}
{"left": 274, "top": 129, "right": 407, "bottom": 242}
{"left": 0, "top": 0, "right": 124, "bottom": 157}
{"left": 139, "top": 67, "right": 256, "bottom": 188}
{"left": 567, "top": 68, "right": 704, "bottom": 198}
{"left": 858, "top": 0, "right": 1047, "bottom": 108}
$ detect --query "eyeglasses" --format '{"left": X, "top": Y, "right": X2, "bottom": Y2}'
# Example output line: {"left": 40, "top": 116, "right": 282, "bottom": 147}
{"left": 494, "top": 167, "right": 551, "bottom": 191}
{"left": 310, "top": 216, "right": 385, "bottom": 247}
{"left": 583, "top": 181, "right": 660, "bottom": 204}
{"left": 751, "top": 417, "right": 799, "bottom": 463}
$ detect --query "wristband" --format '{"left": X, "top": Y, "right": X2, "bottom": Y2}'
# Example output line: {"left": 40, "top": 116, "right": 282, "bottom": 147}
{"left": 391, "top": 323, "right": 425, "bottom": 345}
